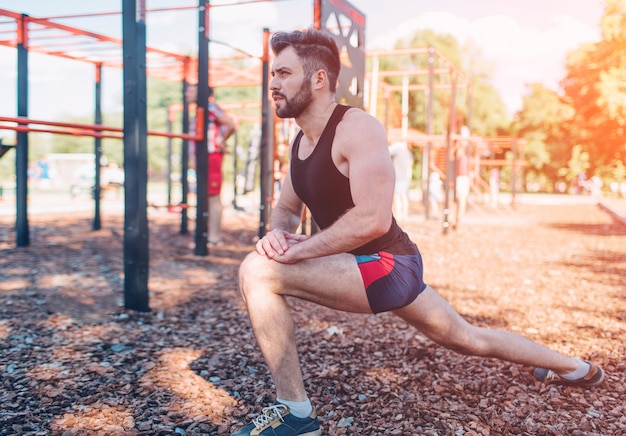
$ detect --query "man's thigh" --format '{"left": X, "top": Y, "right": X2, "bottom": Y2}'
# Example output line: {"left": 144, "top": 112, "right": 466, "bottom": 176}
{"left": 243, "top": 252, "right": 372, "bottom": 314}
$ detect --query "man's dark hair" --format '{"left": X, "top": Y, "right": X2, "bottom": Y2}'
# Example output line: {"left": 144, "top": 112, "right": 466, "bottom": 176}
{"left": 270, "top": 28, "right": 341, "bottom": 93}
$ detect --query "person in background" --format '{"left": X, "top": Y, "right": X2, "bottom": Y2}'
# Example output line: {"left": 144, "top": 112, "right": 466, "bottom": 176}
{"left": 186, "top": 84, "right": 236, "bottom": 245}
{"left": 428, "top": 166, "right": 443, "bottom": 218}
{"left": 454, "top": 127, "right": 470, "bottom": 228}
{"left": 389, "top": 140, "right": 413, "bottom": 222}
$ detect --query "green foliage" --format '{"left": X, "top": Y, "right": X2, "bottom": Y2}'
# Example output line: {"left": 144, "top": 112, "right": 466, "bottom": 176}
{"left": 522, "top": 132, "right": 551, "bottom": 172}
{"left": 558, "top": 145, "right": 591, "bottom": 182}
{"left": 595, "top": 158, "right": 626, "bottom": 183}
{"left": 376, "top": 29, "right": 509, "bottom": 137}
{"left": 49, "top": 113, "right": 124, "bottom": 166}
{"left": 559, "top": 0, "right": 626, "bottom": 168}
{"left": 513, "top": 0, "right": 626, "bottom": 191}
{"left": 468, "top": 78, "right": 510, "bottom": 136}
{"left": 513, "top": 83, "right": 577, "bottom": 187}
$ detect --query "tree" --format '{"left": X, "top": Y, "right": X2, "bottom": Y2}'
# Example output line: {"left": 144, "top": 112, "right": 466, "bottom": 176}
{"left": 561, "top": 0, "right": 626, "bottom": 169}
{"left": 558, "top": 145, "right": 591, "bottom": 189}
{"left": 513, "top": 83, "right": 576, "bottom": 187}
{"left": 514, "top": 0, "right": 626, "bottom": 191}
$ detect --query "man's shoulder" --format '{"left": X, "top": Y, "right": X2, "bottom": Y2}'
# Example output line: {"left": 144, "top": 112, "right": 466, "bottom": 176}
{"left": 338, "top": 107, "right": 385, "bottom": 138}
{"left": 343, "top": 106, "right": 383, "bottom": 123}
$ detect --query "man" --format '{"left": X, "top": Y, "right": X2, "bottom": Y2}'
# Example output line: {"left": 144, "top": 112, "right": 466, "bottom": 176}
{"left": 233, "top": 28, "right": 604, "bottom": 436}
{"left": 185, "top": 84, "right": 236, "bottom": 245}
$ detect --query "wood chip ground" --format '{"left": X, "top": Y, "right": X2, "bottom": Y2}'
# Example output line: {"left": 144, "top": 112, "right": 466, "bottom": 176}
{"left": 1, "top": 199, "right": 625, "bottom": 435}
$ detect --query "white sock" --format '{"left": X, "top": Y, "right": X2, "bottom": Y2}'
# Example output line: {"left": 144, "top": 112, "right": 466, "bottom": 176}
{"left": 276, "top": 398, "right": 313, "bottom": 418}
{"left": 559, "top": 359, "right": 590, "bottom": 380}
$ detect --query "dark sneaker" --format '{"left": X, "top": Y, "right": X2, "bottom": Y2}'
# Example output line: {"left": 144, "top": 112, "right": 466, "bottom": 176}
{"left": 534, "top": 361, "right": 605, "bottom": 387}
{"left": 231, "top": 404, "right": 322, "bottom": 436}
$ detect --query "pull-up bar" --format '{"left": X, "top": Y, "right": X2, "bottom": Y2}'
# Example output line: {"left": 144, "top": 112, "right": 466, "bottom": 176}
{"left": 0, "top": 114, "right": 204, "bottom": 141}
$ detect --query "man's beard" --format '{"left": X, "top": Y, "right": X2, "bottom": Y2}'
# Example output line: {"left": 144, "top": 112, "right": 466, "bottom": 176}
{"left": 275, "top": 79, "right": 313, "bottom": 119}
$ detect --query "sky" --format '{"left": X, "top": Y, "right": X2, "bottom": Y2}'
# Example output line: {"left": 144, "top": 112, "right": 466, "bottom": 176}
{"left": 0, "top": 0, "right": 604, "bottom": 126}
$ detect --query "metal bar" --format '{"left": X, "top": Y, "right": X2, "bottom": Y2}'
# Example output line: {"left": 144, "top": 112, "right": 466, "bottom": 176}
{"left": 16, "top": 13, "right": 29, "bottom": 247}
{"left": 194, "top": 0, "right": 209, "bottom": 256}
{"left": 0, "top": 115, "right": 123, "bottom": 131}
{"left": 383, "top": 83, "right": 468, "bottom": 92}
{"left": 0, "top": 124, "right": 123, "bottom": 139}
{"left": 373, "top": 68, "right": 450, "bottom": 77}
{"left": 166, "top": 109, "right": 173, "bottom": 210}
{"left": 0, "top": 116, "right": 200, "bottom": 140}
{"left": 424, "top": 45, "right": 435, "bottom": 219}
{"left": 122, "top": 0, "right": 150, "bottom": 312}
{"left": 443, "top": 69, "right": 457, "bottom": 235}
{"left": 93, "top": 63, "right": 103, "bottom": 231}
{"left": 367, "top": 47, "right": 430, "bottom": 57}
{"left": 258, "top": 27, "right": 272, "bottom": 239}
{"left": 181, "top": 60, "right": 191, "bottom": 234}
{"left": 511, "top": 140, "right": 518, "bottom": 208}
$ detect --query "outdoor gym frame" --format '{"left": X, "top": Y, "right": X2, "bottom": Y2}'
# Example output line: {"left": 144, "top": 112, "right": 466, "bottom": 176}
{"left": 0, "top": 0, "right": 266, "bottom": 311}
{"left": 366, "top": 47, "right": 526, "bottom": 230}
{"left": 1, "top": 0, "right": 523, "bottom": 312}
{"left": 0, "top": 0, "right": 369, "bottom": 312}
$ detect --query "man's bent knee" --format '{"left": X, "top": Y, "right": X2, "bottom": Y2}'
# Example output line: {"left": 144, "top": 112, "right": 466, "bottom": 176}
{"left": 238, "top": 251, "right": 280, "bottom": 302}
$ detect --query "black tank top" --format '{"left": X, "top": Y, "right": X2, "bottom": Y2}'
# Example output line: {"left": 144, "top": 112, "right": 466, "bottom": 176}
{"left": 290, "top": 104, "right": 418, "bottom": 255}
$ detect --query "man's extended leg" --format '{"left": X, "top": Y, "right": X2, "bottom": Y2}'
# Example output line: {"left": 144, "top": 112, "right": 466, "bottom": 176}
{"left": 394, "top": 285, "right": 587, "bottom": 375}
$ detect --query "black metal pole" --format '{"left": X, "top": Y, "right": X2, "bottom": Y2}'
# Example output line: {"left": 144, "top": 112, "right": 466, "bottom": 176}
{"left": 93, "top": 63, "right": 103, "bottom": 230}
{"left": 122, "top": 0, "right": 150, "bottom": 312}
{"left": 259, "top": 28, "right": 273, "bottom": 239}
{"left": 443, "top": 69, "right": 457, "bottom": 235}
{"left": 166, "top": 110, "right": 173, "bottom": 208}
{"left": 424, "top": 45, "right": 435, "bottom": 220}
{"left": 232, "top": 129, "right": 241, "bottom": 210}
{"left": 181, "top": 75, "right": 190, "bottom": 234}
{"left": 511, "top": 139, "right": 517, "bottom": 209}
{"left": 16, "top": 14, "right": 29, "bottom": 247}
{"left": 194, "top": 0, "right": 210, "bottom": 256}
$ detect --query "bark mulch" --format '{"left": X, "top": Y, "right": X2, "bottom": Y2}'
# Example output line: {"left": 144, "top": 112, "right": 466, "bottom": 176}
{"left": 1, "top": 200, "right": 625, "bottom": 435}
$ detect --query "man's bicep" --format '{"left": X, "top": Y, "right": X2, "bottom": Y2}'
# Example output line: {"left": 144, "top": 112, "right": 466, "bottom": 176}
{"left": 345, "top": 124, "right": 395, "bottom": 211}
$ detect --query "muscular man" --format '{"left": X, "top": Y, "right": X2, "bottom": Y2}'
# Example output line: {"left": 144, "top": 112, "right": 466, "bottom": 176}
{"left": 232, "top": 28, "right": 604, "bottom": 436}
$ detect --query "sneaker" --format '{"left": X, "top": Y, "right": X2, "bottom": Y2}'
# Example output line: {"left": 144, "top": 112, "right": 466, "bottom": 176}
{"left": 534, "top": 361, "right": 605, "bottom": 387}
{"left": 231, "top": 404, "right": 322, "bottom": 436}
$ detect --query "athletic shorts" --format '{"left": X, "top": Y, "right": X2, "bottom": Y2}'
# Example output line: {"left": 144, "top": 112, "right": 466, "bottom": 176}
{"left": 208, "top": 152, "right": 223, "bottom": 196}
{"left": 355, "top": 251, "right": 427, "bottom": 314}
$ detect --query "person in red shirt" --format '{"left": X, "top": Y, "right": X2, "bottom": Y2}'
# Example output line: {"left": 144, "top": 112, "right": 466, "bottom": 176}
{"left": 186, "top": 85, "right": 236, "bottom": 245}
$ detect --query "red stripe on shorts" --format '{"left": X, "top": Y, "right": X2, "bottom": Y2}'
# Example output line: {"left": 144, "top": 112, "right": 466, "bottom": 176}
{"left": 357, "top": 252, "right": 395, "bottom": 288}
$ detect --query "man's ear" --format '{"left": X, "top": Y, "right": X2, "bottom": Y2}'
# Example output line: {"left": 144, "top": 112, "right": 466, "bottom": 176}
{"left": 312, "top": 69, "right": 328, "bottom": 90}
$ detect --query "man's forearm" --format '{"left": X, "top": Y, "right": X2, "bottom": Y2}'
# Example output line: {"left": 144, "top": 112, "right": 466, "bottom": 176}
{"left": 287, "top": 206, "right": 390, "bottom": 261}
{"left": 270, "top": 204, "right": 303, "bottom": 234}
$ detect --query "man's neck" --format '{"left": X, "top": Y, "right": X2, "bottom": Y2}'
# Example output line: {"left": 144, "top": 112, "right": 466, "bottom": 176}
{"left": 296, "top": 98, "right": 338, "bottom": 145}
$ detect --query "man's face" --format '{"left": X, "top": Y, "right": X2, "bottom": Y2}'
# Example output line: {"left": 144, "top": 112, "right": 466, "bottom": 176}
{"left": 270, "top": 46, "right": 313, "bottom": 119}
